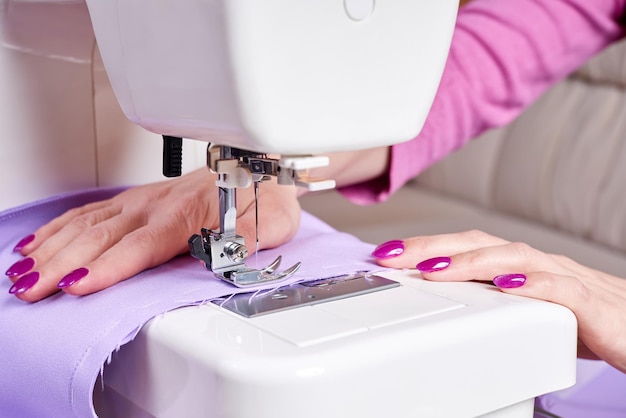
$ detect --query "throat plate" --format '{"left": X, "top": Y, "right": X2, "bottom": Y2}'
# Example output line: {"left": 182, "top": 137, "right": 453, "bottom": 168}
{"left": 212, "top": 271, "right": 399, "bottom": 318}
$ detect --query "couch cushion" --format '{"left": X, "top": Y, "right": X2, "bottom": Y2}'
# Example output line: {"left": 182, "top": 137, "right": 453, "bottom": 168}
{"left": 415, "top": 39, "right": 626, "bottom": 254}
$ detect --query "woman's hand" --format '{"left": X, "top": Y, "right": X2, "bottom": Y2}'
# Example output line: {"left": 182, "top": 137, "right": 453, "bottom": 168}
{"left": 7, "top": 168, "right": 301, "bottom": 302}
{"left": 371, "top": 230, "right": 626, "bottom": 373}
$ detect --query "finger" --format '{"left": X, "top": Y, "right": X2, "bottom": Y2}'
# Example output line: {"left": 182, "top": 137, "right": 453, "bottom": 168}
{"left": 6, "top": 206, "right": 118, "bottom": 282}
{"left": 10, "top": 212, "right": 146, "bottom": 302}
{"left": 419, "top": 241, "right": 558, "bottom": 282}
{"left": 373, "top": 230, "right": 510, "bottom": 269}
{"left": 17, "top": 199, "right": 114, "bottom": 255}
{"left": 20, "top": 204, "right": 122, "bottom": 273}
{"left": 494, "top": 272, "right": 626, "bottom": 372}
{"left": 494, "top": 271, "right": 612, "bottom": 336}
{"left": 493, "top": 271, "right": 587, "bottom": 308}
{"left": 59, "top": 220, "right": 193, "bottom": 296}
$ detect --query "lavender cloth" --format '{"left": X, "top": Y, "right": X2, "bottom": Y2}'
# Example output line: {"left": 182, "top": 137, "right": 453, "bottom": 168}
{"left": 536, "top": 359, "right": 626, "bottom": 418}
{"left": 0, "top": 188, "right": 379, "bottom": 418}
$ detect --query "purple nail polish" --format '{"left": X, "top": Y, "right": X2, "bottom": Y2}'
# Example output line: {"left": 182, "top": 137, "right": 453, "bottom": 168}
{"left": 493, "top": 273, "right": 527, "bottom": 289}
{"left": 5, "top": 257, "right": 35, "bottom": 277}
{"left": 416, "top": 256, "right": 451, "bottom": 273}
{"left": 57, "top": 267, "right": 89, "bottom": 288}
{"left": 13, "top": 234, "right": 35, "bottom": 252}
{"left": 8, "top": 271, "right": 39, "bottom": 295}
{"left": 372, "top": 240, "right": 405, "bottom": 259}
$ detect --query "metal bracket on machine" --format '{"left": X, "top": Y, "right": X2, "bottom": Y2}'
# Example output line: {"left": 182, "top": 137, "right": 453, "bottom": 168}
{"left": 189, "top": 145, "right": 334, "bottom": 288}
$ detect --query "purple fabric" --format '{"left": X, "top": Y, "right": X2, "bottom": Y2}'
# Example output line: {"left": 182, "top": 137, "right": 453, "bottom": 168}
{"left": 536, "top": 359, "right": 626, "bottom": 418}
{"left": 0, "top": 188, "right": 379, "bottom": 418}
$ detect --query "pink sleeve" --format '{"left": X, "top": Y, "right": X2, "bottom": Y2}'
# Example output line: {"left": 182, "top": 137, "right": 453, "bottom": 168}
{"left": 340, "top": 0, "right": 626, "bottom": 205}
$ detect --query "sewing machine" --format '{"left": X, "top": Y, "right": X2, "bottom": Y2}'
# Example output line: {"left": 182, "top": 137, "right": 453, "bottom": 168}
{"left": 84, "top": 0, "right": 465, "bottom": 285}
{"left": 83, "top": 1, "right": 577, "bottom": 416}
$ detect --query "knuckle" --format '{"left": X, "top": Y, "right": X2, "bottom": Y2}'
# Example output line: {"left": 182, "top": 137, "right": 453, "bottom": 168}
{"left": 507, "top": 241, "right": 537, "bottom": 260}
{"left": 120, "top": 230, "right": 166, "bottom": 266}
{"left": 63, "top": 206, "right": 83, "bottom": 218}
{"left": 464, "top": 249, "right": 484, "bottom": 265}
{"left": 405, "top": 237, "right": 431, "bottom": 254}
{"left": 543, "top": 274, "right": 592, "bottom": 306}
{"left": 120, "top": 228, "right": 155, "bottom": 249}
{"left": 169, "top": 195, "right": 212, "bottom": 231}
{"left": 62, "top": 201, "right": 105, "bottom": 219}
{"left": 570, "top": 277, "right": 592, "bottom": 303}
{"left": 67, "top": 214, "right": 98, "bottom": 231}
{"left": 460, "top": 229, "right": 491, "bottom": 245}
{"left": 84, "top": 224, "right": 116, "bottom": 245}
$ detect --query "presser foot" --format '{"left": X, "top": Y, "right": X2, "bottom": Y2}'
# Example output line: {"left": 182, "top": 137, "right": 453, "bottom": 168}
{"left": 219, "top": 256, "right": 302, "bottom": 288}
{"left": 188, "top": 230, "right": 301, "bottom": 288}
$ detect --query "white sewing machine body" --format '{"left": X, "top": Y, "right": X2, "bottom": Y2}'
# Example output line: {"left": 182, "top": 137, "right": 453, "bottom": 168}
{"left": 94, "top": 271, "right": 577, "bottom": 418}
{"left": 34, "top": 2, "right": 575, "bottom": 415}
{"left": 84, "top": 0, "right": 457, "bottom": 154}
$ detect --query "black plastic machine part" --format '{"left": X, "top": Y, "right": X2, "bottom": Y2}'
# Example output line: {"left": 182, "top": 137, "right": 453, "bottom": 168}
{"left": 162, "top": 135, "right": 183, "bottom": 177}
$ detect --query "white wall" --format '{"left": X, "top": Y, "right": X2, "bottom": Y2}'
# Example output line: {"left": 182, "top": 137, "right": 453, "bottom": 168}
{"left": 0, "top": 1, "right": 205, "bottom": 211}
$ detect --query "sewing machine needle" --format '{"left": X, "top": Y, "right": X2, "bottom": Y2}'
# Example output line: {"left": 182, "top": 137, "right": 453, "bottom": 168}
{"left": 254, "top": 181, "right": 259, "bottom": 266}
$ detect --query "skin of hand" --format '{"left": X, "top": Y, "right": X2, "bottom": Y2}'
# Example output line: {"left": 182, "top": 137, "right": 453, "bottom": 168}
{"left": 9, "top": 168, "right": 301, "bottom": 302}
{"left": 372, "top": 230, "right": 626, "bottom": 373}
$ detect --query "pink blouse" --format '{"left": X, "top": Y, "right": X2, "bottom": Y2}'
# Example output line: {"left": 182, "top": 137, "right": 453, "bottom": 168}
{"left": 341, "top": 0, "right": 626, "bottom": 204}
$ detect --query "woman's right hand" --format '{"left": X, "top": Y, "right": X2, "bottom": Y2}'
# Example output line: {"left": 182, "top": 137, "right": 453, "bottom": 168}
{"left": 372, "top": 230, "right": 626, "bottom": 373}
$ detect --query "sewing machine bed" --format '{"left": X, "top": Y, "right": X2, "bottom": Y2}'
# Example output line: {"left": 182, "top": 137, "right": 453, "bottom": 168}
{"left": 93, "top": 270, "right": 576, "bottom": 418}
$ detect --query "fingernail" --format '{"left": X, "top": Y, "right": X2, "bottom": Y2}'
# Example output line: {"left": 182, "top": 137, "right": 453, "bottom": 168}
{"left": 493, "top": 273, "right": 527, "bottom": 289}
{"left": 5, "top": 257, "right": 35, "bottom": 277}
{"left": 416, "top": 256, "right": 451, "bottom": 273}
{"left": 371, "top": 240, "right": 405, "bottom": 259}
{"left": 13, "top": 234, "right": 35, "bottom": 252}
{"left": 9, "top": 271, "right": 39, "bottom": 295}
{"left": 57, "top": 267, "right": 89, "bottom": 288}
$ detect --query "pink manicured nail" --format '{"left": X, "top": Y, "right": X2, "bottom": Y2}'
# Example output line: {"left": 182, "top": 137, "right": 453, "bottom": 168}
{"left": 8, "top": 271, "right": 39, "bottom": 295}
{"left": 57, "top": 267, "right": 89, "bottom": 288}
{"left": 13, "top": 234, "right": 35, "bottom": 252}
{"left": 5, "top": 257, "right": 35, "bottom": 277}
{"left": 416, "top": 256, "right": 451, "bottom": 273}
{"left": 371, "top": 240, "right": 405, "bottom": 259}
{"left": 493, "top": 273, "right": 527, "bottom": 289}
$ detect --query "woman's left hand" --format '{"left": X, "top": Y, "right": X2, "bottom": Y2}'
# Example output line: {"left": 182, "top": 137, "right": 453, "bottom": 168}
{"left": 7, "top": 168, "right": 301, "bottom": 302}
{"left": 371, "top": 230, "right": 626, "bottom": 373}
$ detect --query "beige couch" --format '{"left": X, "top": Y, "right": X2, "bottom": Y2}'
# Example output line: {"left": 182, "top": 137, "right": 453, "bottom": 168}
{"left": 301, "top": 39, "right": 626, "bottom": 278}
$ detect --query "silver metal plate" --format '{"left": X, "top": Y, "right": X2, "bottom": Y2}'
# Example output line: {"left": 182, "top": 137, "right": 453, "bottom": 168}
{"left": 212, "top": 271, "right": 400, "bottom": 318}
